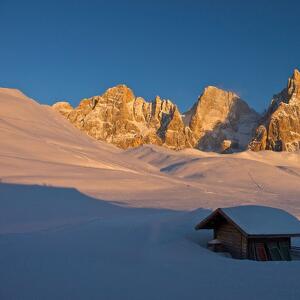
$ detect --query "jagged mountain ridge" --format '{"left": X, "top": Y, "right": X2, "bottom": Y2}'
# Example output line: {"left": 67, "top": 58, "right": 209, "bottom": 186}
{"left": 249, "top": 69, "right": 300, "bottom": 152}
{"left": 53, "top": 85, "right": 259, "bottom": 153}
{"left": 187, "top": 86, "right": 259, "bottom": 152}
{"left": 54, "top": 86, "right": 193, "bottom": 150}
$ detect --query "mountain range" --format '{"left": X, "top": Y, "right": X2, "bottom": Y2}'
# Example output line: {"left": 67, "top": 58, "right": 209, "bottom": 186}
{"left": 1, "top": 69, "right": 300, "bottom": 300}
{"left": 52, "top": 84, "right": 258, "bottom": 153}
{"left": 52, "top": 69, "right": 300, "bottom": 153}
{"left": 1, "top": 86, "right": 299, "bottom": 210}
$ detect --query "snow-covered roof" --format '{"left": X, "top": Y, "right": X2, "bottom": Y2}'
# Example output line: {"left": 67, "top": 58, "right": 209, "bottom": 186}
{"left": 196, "top": 205, "right": 300, "bottom": 236}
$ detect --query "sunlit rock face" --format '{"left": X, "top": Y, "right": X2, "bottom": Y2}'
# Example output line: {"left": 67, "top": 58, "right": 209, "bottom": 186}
{"left": 249, "top": 69, "right": 300, "bottom": 152}
{"left": 53, "top": 85, "right": 192, "bottom": 149}
{"left": 53, "top": 84, "right": 259, "bottom": 152}
{"left": 187, "top": 86, "right": 259, "bottom": 152}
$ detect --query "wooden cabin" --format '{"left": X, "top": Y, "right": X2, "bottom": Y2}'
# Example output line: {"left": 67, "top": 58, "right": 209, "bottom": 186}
{"left": 195, "top": 205, "right": 300, "bottom": 261}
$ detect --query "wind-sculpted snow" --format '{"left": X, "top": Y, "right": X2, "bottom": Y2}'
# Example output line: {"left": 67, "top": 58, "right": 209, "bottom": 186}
{"left": 1, "top": 183, "right": 300, "bottom": 300}
{"left": 1, "top": 87, "right": 300, "bottom": 212}
{"left": 1, "top": 88, "right": 300, "bottom": 299}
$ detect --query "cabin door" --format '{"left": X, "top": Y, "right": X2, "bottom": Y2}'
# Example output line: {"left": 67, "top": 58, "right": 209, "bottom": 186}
{"left": 248, "top": 239, "right": 291, "bottom": 261}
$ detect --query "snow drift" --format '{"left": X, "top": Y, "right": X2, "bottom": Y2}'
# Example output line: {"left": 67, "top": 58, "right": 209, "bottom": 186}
{"left": 1, "top": 88, "right": 300, "bottom": 299}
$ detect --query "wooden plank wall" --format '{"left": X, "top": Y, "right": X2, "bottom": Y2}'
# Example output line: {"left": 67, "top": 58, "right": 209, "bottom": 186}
{"left": 241, "top": 235, "right": 248, "bottom": 258}
{"left": 216, "top": 222, "right": 247, "bottom": 258}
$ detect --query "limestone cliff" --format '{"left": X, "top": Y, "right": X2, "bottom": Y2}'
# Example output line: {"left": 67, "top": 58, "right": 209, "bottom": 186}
{"left": 249, "top": 69, "right": 300, "bottom": 152}
{"left": 187, "top": 86, "right": 259, "bottom": 152}
{"left": 53, "top": 85, "right": 192, "bottom": 149}
{"left": 53, "top": 84, "right": 259, "bottom": 152}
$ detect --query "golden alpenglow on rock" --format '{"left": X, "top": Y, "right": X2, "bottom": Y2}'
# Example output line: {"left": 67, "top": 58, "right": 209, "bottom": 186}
{"left": 53, "top": 84, "right": 261, "bottom": 153}
{"left": 187, "top": 86, "right": 259, "bottom": 152}
{"left": 249, "top": 69, "right": 300, "bottom": 152}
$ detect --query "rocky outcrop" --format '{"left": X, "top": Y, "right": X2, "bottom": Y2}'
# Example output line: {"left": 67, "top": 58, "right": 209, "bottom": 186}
{"left": 53, "top": 84, "right": 259, "bottom": 152}
{"left": 53, "top": 85, "right": 193, "bottom": 149}
{"left": 187, "top": 86, "right": 259, "bottom": 152}
{"left": 249, "top": 69, "right": 300, "bottom": 152}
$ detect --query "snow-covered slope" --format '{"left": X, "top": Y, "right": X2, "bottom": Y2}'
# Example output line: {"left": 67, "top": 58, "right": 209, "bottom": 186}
{"left": 1, "top": 182, "right": 300, "bottom": 300}
{"left": 1, "top": 88, "right": 300, "bottom": 300}
{"left": 125, "top": 145, "right": 300, "bottom": 216}
{"left": 0, "top": 88, "right": 130, "bottom": 171}
{"left": 2, "top": 88, "right": 299, "bottom": 213}
{"left": 0, "top": 88, "right": 178, "bottom": 200}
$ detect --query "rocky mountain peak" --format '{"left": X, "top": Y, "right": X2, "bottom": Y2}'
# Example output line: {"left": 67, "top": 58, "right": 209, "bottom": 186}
{"left": 53, "top": 84, "right": 259, "bottom": 152}
{"left": 287, "top": 68, "right": 300, "bottom": 103}
{"left": 188, "top": 86, "right": 259, "bottom": 152}
{"left": 101, "top": 84, "right": 135, "bottom": 104}
{"left": 291, "top": 68, "right": 300, "bottom": 81}
{"left": 203, "top": 85, "right": 238, "bottom": 99}
{"left": 249, "top": 69, "right": 300, "bottom": 152}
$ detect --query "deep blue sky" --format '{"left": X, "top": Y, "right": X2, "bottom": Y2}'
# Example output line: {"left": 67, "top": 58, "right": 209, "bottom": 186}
{"left": 0, "top": 0, "right": 300, "bottom": 113}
